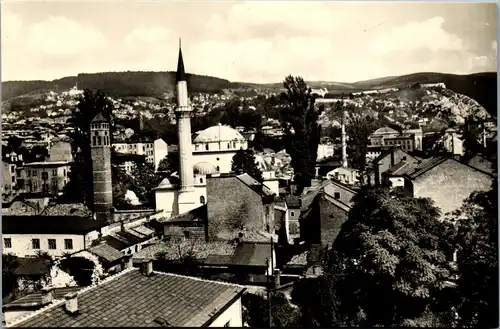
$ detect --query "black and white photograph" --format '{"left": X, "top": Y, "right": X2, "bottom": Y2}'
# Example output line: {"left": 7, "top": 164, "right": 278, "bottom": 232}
{"left": 1, "top": 1, "right": 498, "bottom": 327}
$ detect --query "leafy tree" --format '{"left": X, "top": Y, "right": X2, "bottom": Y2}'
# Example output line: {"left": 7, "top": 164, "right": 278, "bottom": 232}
{"left": 59, "top": 256, "right": 95, "bottom": 287}
{"left": 326, "top": 186, "right": 454, "bottom": 327}
{"left": 2, "top": 253, "right": 19, "bottom": 298}
{"left": 111, "top": 162, "right": 132, "bottom": 207}
{"left": 231, "top": 149, "right": 263, "bottom": 183}
{"left": 157, "top": 153, "right": 179, "bottom": 174}
{"left": 280, "top": 75, "right": 323, "bottom": 194}
{"left": 65, "top": 89, "right": 115, "bottom": 208}
{"left": 446, "top": 173, "right": 498, "bottom": 328}
{"left": 129, "top": 161, "right": 162, "bottom": 206}
{"left": 242, "top": 292, "right": 301, "bottom": 327}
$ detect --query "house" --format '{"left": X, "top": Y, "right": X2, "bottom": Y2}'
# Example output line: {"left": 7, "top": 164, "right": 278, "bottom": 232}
{"left": 73, "top": 242, "right": 129, "bottom": 274}
{"left": 402, "top": 156, "right": 494, "bottom": 216}
{"left": 463, "top": 154, "right": 495, "bottom": 175}
{"left": 274, "top": 196, "right": 301, "bottom": 244}
{"left": 16, "top": 160, "right": 72, "bottom": 196}
{"left": 2, "top": 216, "right": 106, "bottom": 257}
{"left": 299, "top": 180, "right": 357, "bottom": 249}
{"left": 112, "top": 137, "right": 167, "bottom": 170}
{"left": 316, "top": 155, "right": 343, "bottom": 177}
{"left": 206, "top": 173, "right": 276, "bottom": 241}
{"left": 6, "top": 261, "right": 246, "bottom": 327}
{"left": 372, "top": 147, "right": 417, "bottom": 185}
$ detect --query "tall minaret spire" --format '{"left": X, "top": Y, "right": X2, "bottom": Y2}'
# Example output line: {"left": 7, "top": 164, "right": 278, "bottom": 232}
{"left": 175, "top": 39, "right": 196, "bottom": 215}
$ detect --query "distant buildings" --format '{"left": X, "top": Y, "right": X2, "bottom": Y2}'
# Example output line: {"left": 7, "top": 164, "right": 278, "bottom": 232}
{"left": 112, "top": 137, "right": 168, "bottom": 171}
{"left": 368, "top": 126, "right": 423, "bottom": 152}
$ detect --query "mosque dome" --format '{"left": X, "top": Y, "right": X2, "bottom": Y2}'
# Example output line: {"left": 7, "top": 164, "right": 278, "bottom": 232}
{"left": 372, "top": 126, "right": 399, "bottom": 135}
{"left": 193, "top": 162, "right": 219, "bottom": 175}
{"left": 194, "top": 124, "right": 246, "bottom": 143}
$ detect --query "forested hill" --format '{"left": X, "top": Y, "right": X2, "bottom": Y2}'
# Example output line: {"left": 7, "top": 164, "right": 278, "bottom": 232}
{"left": 2, "top": 71, "right": 232, "bottom": 100}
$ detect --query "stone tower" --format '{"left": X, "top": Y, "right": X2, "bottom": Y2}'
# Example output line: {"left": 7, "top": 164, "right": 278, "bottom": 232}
{"left": 90, "top": 112, "right": 113, "bottom": 222}
{"left": 175, "top": 40, "right": 197, "bottom": 214}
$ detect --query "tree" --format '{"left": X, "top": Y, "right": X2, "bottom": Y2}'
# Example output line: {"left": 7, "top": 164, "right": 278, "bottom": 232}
{"left": 242, "top": 291, "right": 301, "bottom": 327}
{"left": 462, "top": 117, "right": 486, "bottom": 157}
{"left": 325, "top": 186, "right": 454, "bottom": 327}
{"left": 446, "top": 174, "right": 498, "bottom": 328}
{"left": 129, "top": 161, "right": 162, "bottom": 206}
{"left": 157, "top": 153, "right": 179, "bottom": 174}
{"left": 65, "top": 89, "right": 115, "bottom": 208}
{"left": 231, "top": 149, "right": 263, "bottom": 183}
{"left": 280, "top": 75, "right": 323, "bottom": 194}
{"left": 2, "top": 253, "right": 19, "bottom": 298}
{"left": 111, "top": 162, "right": 132, "bottom": 208}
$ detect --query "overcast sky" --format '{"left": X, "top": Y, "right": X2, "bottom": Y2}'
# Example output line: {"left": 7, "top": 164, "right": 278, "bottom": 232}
{"left": 1, "top": 1, "right": 497, "bottom": 83}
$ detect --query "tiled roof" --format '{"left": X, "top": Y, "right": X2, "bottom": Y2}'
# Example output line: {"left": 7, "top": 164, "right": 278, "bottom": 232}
{"left": 14, "top": 258, "right": 51, "bottom": 277}
{"left": 90, "top": 112, "right": 107, "bottom": 123}
{"left": 384, "top": 160, "right": 414, "bottom": 176}
{"left": 236, "top": 173, "right": 275, "bottom": 198}
{"left": 9, "top": 268, "right": 246, "bottom": 327}
{"left": 4, "top": 287, "right": 81, "bottom": 309}
{"left": 102, "top": 230, "right": 152, "bottom": 251}
{"left": 40, "top": 203, "right": 92, "bottom": 217}
{"left": 2, "top": 216, "right": 107, "bottom": 235}
{"left": 133, "top": 240, "right": 236, "bottom": 261}
{"left": 88, "top": 243, "right": 124, "bottom": 263}
{"left": 158, "top": 205, "right": 207, "bottom": 224}
{"left": 404, "top": 156, "right": 449, "bottom": 180}
{"left": 229, "top": 242, "right": 273, "bottom": 267}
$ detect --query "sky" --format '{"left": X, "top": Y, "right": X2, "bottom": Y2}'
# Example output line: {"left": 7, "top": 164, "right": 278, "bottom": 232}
{"left": 1, "top": 1, "right": 497, "bottom": 83}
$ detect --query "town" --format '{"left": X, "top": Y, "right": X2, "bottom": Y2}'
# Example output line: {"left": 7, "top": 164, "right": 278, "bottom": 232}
{"left": 2, "top": 2, "right": 498, "bottom": 328}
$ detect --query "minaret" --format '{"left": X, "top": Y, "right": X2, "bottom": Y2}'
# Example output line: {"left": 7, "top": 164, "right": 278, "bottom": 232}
{"left": 175, "top": 39, "right": 196, "bottom": 214}
{"left": 341, "top": 110, "right": 348, "bottom": 168}
{"left": 90, "top": 113, "right": 113, "bottom": 222}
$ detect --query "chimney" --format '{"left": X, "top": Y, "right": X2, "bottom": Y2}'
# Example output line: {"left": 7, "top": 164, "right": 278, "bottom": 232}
{"left": 64, "top": 293, "right": 79, "bottom": 314}
{"left": 122, "top": 255, "right": 133, "bottom": 269}
{"left": 273, "top": 269, "right": 281, "bottom": 289}
{"left": 141, "top": 259, "right": 154, "bottom": 276}
{"left": 341, "top": 110, "right": 348, "bottom": 168}
{"left": 41, "top": 286, "right": 54, "bottom": 305}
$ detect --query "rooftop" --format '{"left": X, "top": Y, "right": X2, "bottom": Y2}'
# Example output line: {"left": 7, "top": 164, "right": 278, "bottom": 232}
{"left": 4, "top": 287, "right": 82, "bottom": 309}
{"left": 2, "top": 216, "right": 107, "bottom": 235}
{"left": 88, "top": 243, "right": 125, "bottom": 263}
{"left": 8, "top": 268, "right": 246, "bottom": 327}
{"left": 205, "top": 242, "right": 274, "bottom": 268}
{"left": 13, "top": 258, "right": 51, "bottom": 277}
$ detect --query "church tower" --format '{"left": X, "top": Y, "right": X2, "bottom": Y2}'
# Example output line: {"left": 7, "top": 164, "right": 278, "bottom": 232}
{"left": 90, "top": 113, "right": 113, "bottom": 222}
{"left": 175, "top": 40, "right": 197, "bottom": 214}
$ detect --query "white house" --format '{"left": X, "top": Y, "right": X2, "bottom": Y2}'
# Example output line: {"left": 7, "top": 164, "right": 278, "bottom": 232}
{"left": 326, "top": 167, "right": 360, "bottom": 186}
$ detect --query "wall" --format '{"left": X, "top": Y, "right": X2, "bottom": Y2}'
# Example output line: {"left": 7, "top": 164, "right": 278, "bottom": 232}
{"left": 3, "top": 234, "right": 86, "bottom": 257}
{"left": 323, "top": 182, "right": 356, "bottom": 205}
{"left": 2, "top": 161, "right": 16, "bottom": 196}
{"left": 207, "top": 176, "right": 266, "bottom": 241}
{"left": 153, "top": 139, "right": 168, "bottom": 171}
{"left": 263, "top": 179, "right": 279, "bottom": 196}
{"left": 319, "top": 196, "right": 349, "bottom": 248}
{"left": 192, "top": 152, "right": 236, "bottom": 174}
{"left": 49, "top": 141, "right": 73, "bottom": 162}
{"left": 155, "top": 189, "right": 179, "bottom": 218}
{"left": 19, "top": 163, "right": 71, "bottom": 195}
{"left": 410, "top": 159, "right": 493, "bottom": 216}
{"left": 209, "top": 297, "right": 243, "bottom": 327}
{"left": 374, "top": 149, "right": 417, "bottom": 185}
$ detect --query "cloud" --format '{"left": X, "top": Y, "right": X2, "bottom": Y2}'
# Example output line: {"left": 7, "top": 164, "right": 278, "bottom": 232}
{"left": 24, "top": 16, "right": 107, "bottom": 58}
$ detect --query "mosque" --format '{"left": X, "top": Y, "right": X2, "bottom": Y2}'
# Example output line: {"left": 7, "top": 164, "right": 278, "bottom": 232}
{"left": 154, "top": 43, "right": 278, "bottom": 219}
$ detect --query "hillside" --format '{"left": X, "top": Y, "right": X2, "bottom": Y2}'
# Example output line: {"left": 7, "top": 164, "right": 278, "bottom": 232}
{"left": 2, "top": 72, "right": 232, "bottom": 100}
{"left": 2, "top": 71, "right": 496, "bottom": 116}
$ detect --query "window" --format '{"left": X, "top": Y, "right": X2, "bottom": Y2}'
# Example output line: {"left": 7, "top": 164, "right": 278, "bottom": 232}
{"left": 32, "top": 238, "right": 40, "bottom": 249}
{"left": 27, "top": 170, "right": 31, "bottom": 177}
{"left": 135, "top": 245, "right": 139, "bottom": 252}
{"left": 4, "top": 238, "right": 12, "bottom": 248}
{"left": 64, "top": 239, "right": 73, "bottom": 250}
{"left": 290, "top": 211, "right": 295, "bottom": 217}
{"left": 63, "top": 169, "right": 67, "bottom": 176}
{"left": 10, "top": 166, "right": 14, "bottom": 173}
{"left": 11, "top": 176, "right": 16, "bottom": 183}
{"left": 199, "top": 178, "right": 203, "bottom": 184}
{"left": 143, "top": 146, "right": 146, "bottom": 152}
{"left": 33, "top": 171, "right": 37, "bottom": 177}
{"left": 97, "top": 136, "right": 102, "bottom": 145}
{"left": 334, "top": 192, "right": 341, "bottom": 199}
{"left": 216, "top": 158, "right": 220, "bottom": 161}
{"left": 200, "top": 196, "right": 206, "bottom": 204}
{"left": 42, "top": 172, "right": 48, "bottom": 180}
{"left": 48, "top": 239, "right": 56, "bottom": 250}
{"left": 205, "top": 144, "right": 209, "bottom": 150}
{"left": 184, "top": 231, "right": 191, "bottom": 239}
{"left": 227, "top": 143, "right": 230, "bottom": 148}
{"left": 216, "top": 166, "right": 220, "bottom": 171}
{"left": 52, "top": 169, "right": 57, "bottom": 175}
{"left": 92, "top": 136, "right": 97, "bottom": 145}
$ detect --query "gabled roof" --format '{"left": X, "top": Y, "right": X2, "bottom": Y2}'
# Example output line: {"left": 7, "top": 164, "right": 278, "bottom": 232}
{"left": 204, "top": 242, "right": 273, "bottom": 267}
{"left": 2, "top": 216, "right": 107, "bottom": 235}
{"left": 284, "top": 196, "right": 301, "bottom": 209}
{"left": 8, "top": 268, "right": 246, "bottom": 328}
{"left": 88, "top": 243, "right": 125, "bottom": 263}
{"left": 403, "top": 156, "right": 449, "bottom": 180}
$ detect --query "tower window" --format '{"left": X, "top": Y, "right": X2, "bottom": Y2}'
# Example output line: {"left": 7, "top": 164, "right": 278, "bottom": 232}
{"left": 227, "top": 143, "right": 230, "bottom": 148}
{"left": 216, "top": 158, "right": 220, "bottom": 161}
{"left": 205, "top": 144, "right": 209, "bottom": 150}
{"left": 216, "top": 166, "right": 220, "bottom": 171}
{"left": 92, "top": 136, "right": 97, "bottom": 145}
{"left": 200, "top": 178, "right": 203, "bottom": 183}
{"left": 200, "top": 196, "right": 205, "bottom": 204}
{"left": 334, "top": 192, "right": 340, "bottom": 199}
{"left": 97, "top": 136, "right": 102, "bottom": 145}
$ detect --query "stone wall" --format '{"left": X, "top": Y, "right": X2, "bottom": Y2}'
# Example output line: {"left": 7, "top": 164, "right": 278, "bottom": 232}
{"left": 207, "top": 176, "right": 265, "bottom": 241}
{"left": 319, "top": 196, "right": 349, "bottom": 248}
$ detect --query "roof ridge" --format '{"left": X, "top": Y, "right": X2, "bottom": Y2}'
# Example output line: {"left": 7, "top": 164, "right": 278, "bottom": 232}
{"left": 7, "top": 268, "right": 137, "bottom": 327}
{"left": 152, "top": 270, "right": 247, "bottom": 289}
